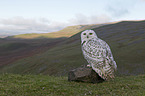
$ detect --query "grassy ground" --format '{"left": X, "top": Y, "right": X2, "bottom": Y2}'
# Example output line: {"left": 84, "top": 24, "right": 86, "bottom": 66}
{"left": 0, "top": 74, "right": 145, "bottom": 96}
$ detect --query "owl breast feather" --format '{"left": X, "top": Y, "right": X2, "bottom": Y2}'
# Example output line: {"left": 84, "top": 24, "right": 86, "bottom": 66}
{"left": 82, "top": 39, "right": 107, "bottom": 60}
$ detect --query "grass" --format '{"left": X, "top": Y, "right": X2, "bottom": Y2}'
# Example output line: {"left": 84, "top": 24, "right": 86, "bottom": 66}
{"left": 0, "top": 74, "right": 145, "bottom": 96}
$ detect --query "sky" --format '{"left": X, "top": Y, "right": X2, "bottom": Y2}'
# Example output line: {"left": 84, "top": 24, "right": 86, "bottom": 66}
{"left": 0, "top": 0, "right": 145, "bottom": 36}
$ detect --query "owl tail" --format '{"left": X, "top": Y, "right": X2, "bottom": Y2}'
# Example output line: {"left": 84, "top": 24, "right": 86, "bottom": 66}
{"left": 91, "top": 65, "right": 106, "bottom": 80}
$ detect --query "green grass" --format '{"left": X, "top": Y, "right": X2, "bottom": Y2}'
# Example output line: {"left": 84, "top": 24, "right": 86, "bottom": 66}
{"left": 0, "top": 74, "right": 145, "bottom": 96}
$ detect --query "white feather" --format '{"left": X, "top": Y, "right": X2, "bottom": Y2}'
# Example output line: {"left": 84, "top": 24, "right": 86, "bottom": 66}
{"left": 81, "top": 30, "right": 117, "bottom": 80}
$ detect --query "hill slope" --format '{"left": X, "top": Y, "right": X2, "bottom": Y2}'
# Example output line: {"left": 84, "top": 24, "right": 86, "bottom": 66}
{"left": 0, "top": 24, "right": 103, "bottom": 67}
{"left": 0, "top": 38, "right": 66, "bottom": 67}
{"left": 0, "top": 74, "right": 145, "bottom": 96}
{"left": 0, "top": 20, "right": 145, "bottom": 76}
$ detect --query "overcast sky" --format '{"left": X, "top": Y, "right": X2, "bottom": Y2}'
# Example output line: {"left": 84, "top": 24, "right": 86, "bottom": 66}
{"left": 0, "top": 0, "right": 145, "bottom": 35}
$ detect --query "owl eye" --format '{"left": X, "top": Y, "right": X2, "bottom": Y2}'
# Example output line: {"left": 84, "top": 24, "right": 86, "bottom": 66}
{"left": 89, "top": 33, "right": 93, "bottom": 35}
{"left": 83, "top": 33, "right": 86, "bottom": 35}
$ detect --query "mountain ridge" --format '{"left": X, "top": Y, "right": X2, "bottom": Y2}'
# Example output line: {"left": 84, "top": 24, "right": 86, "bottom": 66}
{"left": 7, "top": 24, "right": 105, "bottom": 39}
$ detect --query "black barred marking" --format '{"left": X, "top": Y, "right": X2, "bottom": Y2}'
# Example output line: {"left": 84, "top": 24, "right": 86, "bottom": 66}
{"left": 82, "top": 39, "right": 106, "bottom": 58}
{"left": 81, "top": 41, "right": 86, "bottom": 45}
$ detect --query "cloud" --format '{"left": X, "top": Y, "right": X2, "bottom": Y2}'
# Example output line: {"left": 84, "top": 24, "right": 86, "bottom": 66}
{"left": 0, "top": 14, "right": 111, "bottom": 36}
{"left": 107, "top": 6, "right": 129, "bottom": 17}
{"left": 0, "top": 17, "right": 68, "bottom": 36}
{"left": 0, "top": 17, "right": 54, "bottom": 32}
{"left": 69, "top": 14, "right": 111, "bottom": 25}
{"left": 105, "top": 0, "right": 137, "bottom": 18}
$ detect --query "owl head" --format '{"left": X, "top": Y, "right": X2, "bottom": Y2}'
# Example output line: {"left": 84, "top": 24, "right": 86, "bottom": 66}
{"left": 81, "top": 30, "right": 98, "bottom": 45}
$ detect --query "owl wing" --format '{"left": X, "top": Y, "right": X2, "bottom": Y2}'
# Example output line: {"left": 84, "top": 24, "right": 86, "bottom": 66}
{"left": 99, "top": 39, "right": 117, "bottom": 71}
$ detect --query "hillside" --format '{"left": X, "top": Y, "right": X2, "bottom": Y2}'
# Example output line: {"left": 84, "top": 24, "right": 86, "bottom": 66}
{"left": 0, "top": 37, "right": 66, "bottom": 67}
{"left": 10, "top": 24, "right": 104, "bottom": 39}
{"left": 0, "top": 20, "right": 145, "bottom": 76}
{"left": 0, "top": 74, "right": 145, "bottom": 96}
{"left": 0, "top": 24, "right": 102, "bottom": 67}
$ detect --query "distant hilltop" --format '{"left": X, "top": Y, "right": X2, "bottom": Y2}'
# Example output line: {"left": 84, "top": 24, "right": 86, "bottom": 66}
{"left": 6, "top": 23, "right": 105, "bottom": 39}
{"left": 0, "top": 35, "right": 7, "bottom": 38}
{"left": 0, "top": 32, "right": 22, "bottom": 38}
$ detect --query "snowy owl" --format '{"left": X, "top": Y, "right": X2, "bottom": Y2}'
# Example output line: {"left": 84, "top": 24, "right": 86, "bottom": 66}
{"left": 81, "top": 30, "right": 117, "bottom": 80}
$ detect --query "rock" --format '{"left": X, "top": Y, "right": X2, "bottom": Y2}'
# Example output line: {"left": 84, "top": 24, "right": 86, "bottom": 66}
{"left": 68, "top": 67, "right": 104, "bottom": 83}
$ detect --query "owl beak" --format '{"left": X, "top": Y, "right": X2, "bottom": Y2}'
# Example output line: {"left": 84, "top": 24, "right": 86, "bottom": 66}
{"left": 87, "top": 35, "right": 89, "bottom": 38}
